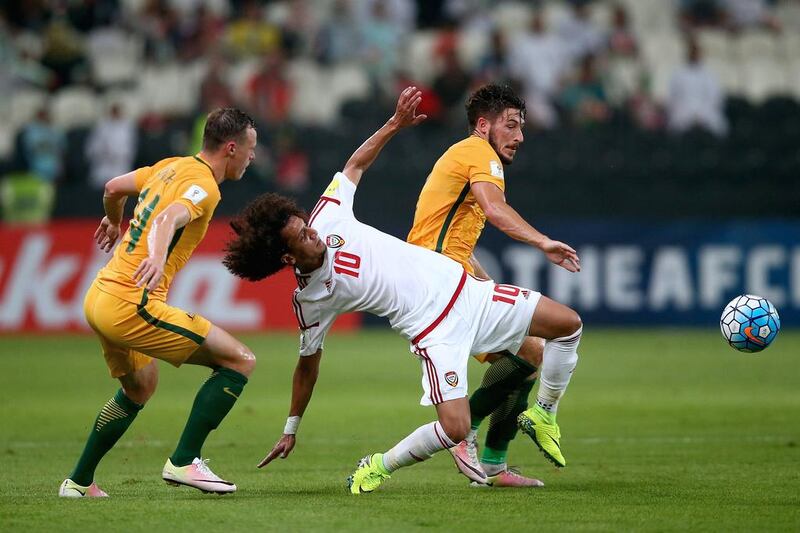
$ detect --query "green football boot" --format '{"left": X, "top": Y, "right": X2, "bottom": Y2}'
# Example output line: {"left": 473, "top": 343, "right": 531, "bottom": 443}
{"left": 517, "top": 405, "right": 566, "bottom": 467}
{"left": 347, "top": 453, "right": 391, "bottom": 494}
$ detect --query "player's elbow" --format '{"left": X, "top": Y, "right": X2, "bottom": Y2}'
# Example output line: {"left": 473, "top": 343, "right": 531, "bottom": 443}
{"left": 103, "top": 178, "right": 126, "bottom": 199}
{"left": 482, "top": 204, "right": 504, "bottom": 226}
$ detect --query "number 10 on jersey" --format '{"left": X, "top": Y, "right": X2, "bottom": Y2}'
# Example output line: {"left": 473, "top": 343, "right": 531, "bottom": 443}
{"left": 333, "top": 251, "right": 361, "bottom": 278}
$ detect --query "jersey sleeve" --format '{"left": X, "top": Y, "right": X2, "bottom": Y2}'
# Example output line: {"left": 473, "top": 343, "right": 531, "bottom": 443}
{"left": 133, "top": 165, "right": 152, "bottom": 191}
{"left": 294, "top": 292, "right": 337, "bottom": 356}
{"left": 173, "top": 176, "right": 221, "bottom": 222}
{"left": 464, "top": 143, "right": 506, "bottom": 192}
{"left": 309, "top": 172, "right": 356, "bottom": 227}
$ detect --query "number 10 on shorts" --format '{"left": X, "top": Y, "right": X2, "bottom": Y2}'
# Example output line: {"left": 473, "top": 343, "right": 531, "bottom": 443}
{"left": 492, "top": 284, "right": 521, "bottom": 305}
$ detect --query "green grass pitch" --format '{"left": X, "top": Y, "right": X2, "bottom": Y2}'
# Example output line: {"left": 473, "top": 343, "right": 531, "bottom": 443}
{"left": 1, "top": 329, "right": 799, "bottom": 532}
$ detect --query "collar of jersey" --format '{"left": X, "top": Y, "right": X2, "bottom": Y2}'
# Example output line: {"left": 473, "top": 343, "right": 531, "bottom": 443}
{"left": 294, "top": 250, "right": 333, "bottom": 296}
{"left": 193, "top": 154, "right": 214, "bottom": 175}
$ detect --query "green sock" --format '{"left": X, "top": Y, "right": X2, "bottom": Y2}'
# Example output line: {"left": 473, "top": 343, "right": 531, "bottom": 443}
{"left": 480, "top": 445, "right": 508, "bottom": 466}
{"left": 70, "top": 389, "right": 143, "bottom": 486}
{"left": 170, "top": 367, "right": 248, "bottom": 467}
{"left": 469, "top": 352, "right": 536, "bottom": 426}
{"left": 485, "top": 378, "right": 536, "bottom": 455}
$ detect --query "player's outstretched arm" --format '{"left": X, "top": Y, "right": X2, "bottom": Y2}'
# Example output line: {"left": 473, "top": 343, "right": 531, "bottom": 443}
{"left": 132, "top": 202, "right": 191, "bottom": 291}
{"left": 341, "top": 86, "right": 427, "bottom": 186}
{"left": 95, "top": 171, "right": 138, "bottom": 252}
{"left": 257, "top": 350, "right": 322, "bottom": 468}
{"left": 472, "top": 181, "right": 581, "bottom": 273}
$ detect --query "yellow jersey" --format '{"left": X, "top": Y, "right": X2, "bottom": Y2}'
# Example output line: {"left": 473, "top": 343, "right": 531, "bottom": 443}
{"left": 95, "top": 155, "right": 221, "bottom": 304}
{"left": 407, "top": 136, "right": 505, "bottom": 273}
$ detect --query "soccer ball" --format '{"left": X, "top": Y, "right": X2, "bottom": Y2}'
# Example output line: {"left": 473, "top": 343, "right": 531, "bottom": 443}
{"left": 720, "top": 295, "right": 780, "bottom": 353}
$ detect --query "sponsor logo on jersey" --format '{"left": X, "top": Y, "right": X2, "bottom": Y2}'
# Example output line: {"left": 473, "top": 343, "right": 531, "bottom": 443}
{"left": 185, "top": 312, "right": 195, "bottom": 320}
{"left": 444, "top": 371, "right": 458, "bottom": 387}
{"left": 489, "top": 160, "right": 504, "bottom": 179}
{"left": 521, "top": 289, "right": 530, "bottom": 299}
{"left": 326, "top": 234, "right": 345, "bottom": 248}
{"left": 157, "top": 167, "right": 176, "bottom": 184}
{"left": 182, "top": 184, "right": 208, "bottom": 205}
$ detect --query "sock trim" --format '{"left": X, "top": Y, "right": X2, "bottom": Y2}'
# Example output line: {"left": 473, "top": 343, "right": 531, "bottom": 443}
{"left": 215, "top": 366, "right": 249, "bottom": 385}
{"left": 480, "top": 445, "right": 508, "bottom": 465}
{"left": 114, "top": 389, "right": 143, "bottom": 413}
{"left": 505, "top": 351, "right": 537, "bottom": 374}
{"left": 433, "top": 422, "right": 456, "bottom": 448}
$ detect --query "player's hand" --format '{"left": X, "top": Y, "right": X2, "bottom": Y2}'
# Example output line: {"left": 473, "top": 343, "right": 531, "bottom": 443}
{"left": 390, "top": 86, "right": 427, "bottom": 129}
{"left": 132, "top": 256, "right": 166, "bottom": 291}
{"left": 94, "top": 216, "right": 121, "bottom": 253}
{"left": 541, "top": 239, "right": 581, "bottom": 273}
{"left": 257, "top": 434, "right": 296, "bottom": 468}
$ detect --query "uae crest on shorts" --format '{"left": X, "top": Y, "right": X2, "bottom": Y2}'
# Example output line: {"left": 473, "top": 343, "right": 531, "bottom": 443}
{"left": 444, "top": 371, "right": 458, "bottom": 387}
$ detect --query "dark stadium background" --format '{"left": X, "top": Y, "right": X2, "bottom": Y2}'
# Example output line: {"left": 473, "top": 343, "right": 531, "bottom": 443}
{"left": 2, "top": 0, "right": 798, "bottom": 331}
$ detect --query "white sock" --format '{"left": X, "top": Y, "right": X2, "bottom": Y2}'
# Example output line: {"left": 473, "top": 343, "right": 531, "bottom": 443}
{"left": 382, "top": 421, "right": 456, "bottom": 473}
{"left": 536, "top": 326, "right": 581, "bottom": 413}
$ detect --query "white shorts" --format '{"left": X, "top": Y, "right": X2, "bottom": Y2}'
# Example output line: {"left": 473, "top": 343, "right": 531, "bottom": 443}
{"left": 410, "top": 275, "right": 541, "bottom": 406}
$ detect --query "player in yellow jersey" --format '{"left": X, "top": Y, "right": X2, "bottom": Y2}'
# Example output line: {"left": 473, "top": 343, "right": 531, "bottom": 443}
{"left": 408, "top": 85, "right": 581, "bottom": 486}
{"left": 59, "top": 109, "right": 258, "bottom": 498}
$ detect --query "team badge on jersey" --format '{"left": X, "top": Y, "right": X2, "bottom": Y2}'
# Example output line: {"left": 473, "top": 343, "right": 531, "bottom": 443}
{"left": 326, "top": 234, "right": 345, "bottom": 248}
{"left": 444, "top": 371, "right": 459, "bottom": 387}
{"left": 489, "top": 160, "right": 504, "bottom": 179}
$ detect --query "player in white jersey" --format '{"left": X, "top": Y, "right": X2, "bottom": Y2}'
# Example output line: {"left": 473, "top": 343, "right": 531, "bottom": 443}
{"left": 223, "top": 88, "right": 583, "bottom": 493}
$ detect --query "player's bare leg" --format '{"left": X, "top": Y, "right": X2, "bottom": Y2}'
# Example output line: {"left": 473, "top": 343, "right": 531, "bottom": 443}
{"left": 162, "top": 324, "right": 256, "bottom": 494}
{"left": 348, "top": 398, "right": 474, "bottom": 493}
{"left": 518, "top": 297, "right": 582, "bottom": 467}
{"left": 118, "top": 359, "right": 159, "bottom": 404}
{"left": 60, "top": 360, "right": 158, "bottom": 497}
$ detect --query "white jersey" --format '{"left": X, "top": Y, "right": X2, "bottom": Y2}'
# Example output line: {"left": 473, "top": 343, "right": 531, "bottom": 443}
{"left": 293, "top": 172, "right": 467, "bottom": 356}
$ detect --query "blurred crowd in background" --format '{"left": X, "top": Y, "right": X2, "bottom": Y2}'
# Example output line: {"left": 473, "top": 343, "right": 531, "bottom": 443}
{"left": 1, "top": 0, "right": 799, "bottom": 223}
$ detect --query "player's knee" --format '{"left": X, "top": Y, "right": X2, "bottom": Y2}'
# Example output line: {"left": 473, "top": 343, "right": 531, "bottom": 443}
{"left": 558, "top": 309, "right": 582, "bottom": 339}
{"left": 125, "top": 384, "right": 155, "bottom": 405}
{"left": 122, "top": 371, "right": 158, "bottom": 404}
{"left": 232, "top": 345, "right": 257, "bottom": 377}
{"left": 440, "top": 417, "right": 470, "bottom": 444}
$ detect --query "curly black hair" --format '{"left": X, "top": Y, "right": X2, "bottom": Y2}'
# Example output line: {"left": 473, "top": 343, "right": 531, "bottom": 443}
{"left": 223, "top": 193, "right": 308, "bottom": 282}
{"left": 465, "top": 84, "right": 526, "bottom": 130}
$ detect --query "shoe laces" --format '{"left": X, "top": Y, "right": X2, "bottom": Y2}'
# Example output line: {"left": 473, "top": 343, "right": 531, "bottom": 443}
{"left": 465, "top": 442, "right": 479, "bottom": 463}
{"left": 194, "top": 458, "right": 215, "bottom": 477}
{"left": 362, "top": 456, "right": 389, "bottom": 481}
{"left": 505, "top": 466, "right": 525, "bottom": 478}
